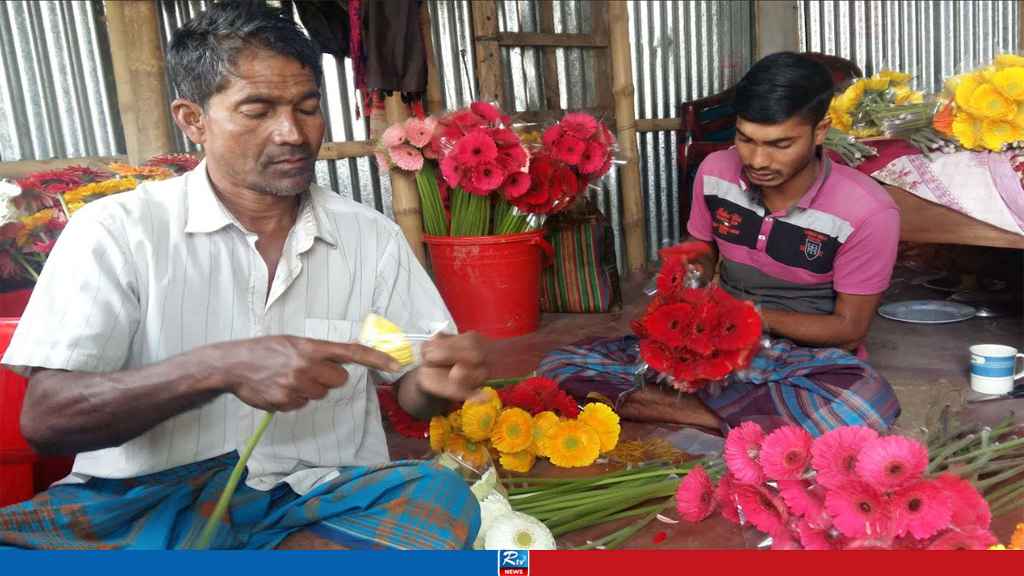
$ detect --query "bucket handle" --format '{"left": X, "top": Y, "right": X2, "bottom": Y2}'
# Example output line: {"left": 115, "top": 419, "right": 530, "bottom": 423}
{"left": 530, "top": 236, "right": 554, "bottom": 266}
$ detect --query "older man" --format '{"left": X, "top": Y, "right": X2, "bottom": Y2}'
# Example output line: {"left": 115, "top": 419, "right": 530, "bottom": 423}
{"left": 1, "top": 2, "right": 483, "bottom": 550}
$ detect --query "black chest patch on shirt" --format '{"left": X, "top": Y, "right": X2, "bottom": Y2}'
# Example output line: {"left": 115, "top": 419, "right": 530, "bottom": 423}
{"left": 706, "top": 195, "right": 761, "bottom": 249}
{"left": 765, "top": 219, "right": 840, "bottom": 274}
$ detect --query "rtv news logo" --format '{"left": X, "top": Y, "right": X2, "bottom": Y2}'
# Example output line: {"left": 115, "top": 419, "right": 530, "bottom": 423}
{"left": 497, "top": 550, "right": 529, "bottom": 576}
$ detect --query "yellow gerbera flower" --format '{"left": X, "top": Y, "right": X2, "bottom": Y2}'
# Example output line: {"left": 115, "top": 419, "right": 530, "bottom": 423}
{"left": 993, "top": 67, "right": 1024, "bottom": 101}
{"left": 968, "top": 82, "right": 1016, "bottom": 119}
{"left": 1010, "top": 522, "right": 1024, "bottom": 550}
{"left": 850, "top": 127, "right": 880, "bottom": 139}
{"left": 530, "top": 411, "right": 560, "bottom": 457}
{"left": 491, "top": 407, "right": 534, "bottom": 453}
{"left": 578, "top": 402, "right": 621, "bottom": 454}
{"left": 892, "top": 85, "right": 923, "bottom": 105}
{"left": 429, "top": 416, "right": 451, "bottom": 452}
{"left": 877, "top": 70, "right": 911, "bottom": 85}
{"left": 16, "top": 208, "right": 56, "bottom": 246}
{"left": 952, "top": 111, "right": 983, "bottom": 149}
{"left": 954, "top": 72, "right": 987, "bottom": 113}
{"left": 862, "top": 76, "right": 891, "bottom": 92}
{"left": 499, "top": 450, "right": 536, "bottom": 473}
{"left": 466, "top": 386, "right": 502, "bottom": 412}
{"left": 995, "top": 53, "right": 1024, "bottom": 69}
{"left": 66, "top": 201, "right": 86, "bottom": 215}
{"left": 107, "top": 162, "right": 173, "bottom": 181}
{"left": 980, "top": 119, "right": 1021, "bottom": 151}
{"left": 444, "top": 433, "right": 490, "bottom": 471}
{"left": 63, "top": 177, "right": 138, "bottom": 205}
{"left": 461, "top": 401, "right": 499, "bottom": 441}
{"left": 447, "top": 409, "right": 462, "bottom": 432}
{"left": 547, "top": 420, "right": 601, "bottom": 468}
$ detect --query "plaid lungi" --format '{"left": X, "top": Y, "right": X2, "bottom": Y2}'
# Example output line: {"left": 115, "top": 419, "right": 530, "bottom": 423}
{"left": 537, "top": 336, "right": 900, "bottom": 436}
{"left": 0, "top": 454, "right": 480, "bottom": 550}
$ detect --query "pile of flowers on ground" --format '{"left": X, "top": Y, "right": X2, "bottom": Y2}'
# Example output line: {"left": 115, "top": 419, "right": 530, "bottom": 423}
{"left": 429, "top": 377, "right": 620, "bottom": 474}
{"left": 939, "top": 54, "right": 1024, "bottom": 152}
{"left": 675, "top": 422, "right": 1002, "bottom": 550}
{"left": 0, "top": 155, "right": 199, "bottom": 283}
{"left": 633, "top": 241, "right": 762, "bottom": 392}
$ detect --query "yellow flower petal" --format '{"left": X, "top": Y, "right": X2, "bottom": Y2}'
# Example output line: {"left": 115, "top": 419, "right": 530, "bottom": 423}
{"left": 993, "top": 67, "right": 1024, "bottom": 101}
{"left": 954, "top": 72, "right": 987, "bottom": 112}
{"left": 466, "top": 386, "right": 502, "bottom": 412}
{"left": 531, "top": 411, "right": 560, "bottom": 457}
{"left": 444, "top": 433, "right": 490, "bottom": 471}
{"left": 1010, "top": 522, "right": 1024, "bottom": 550}
{"left": 952, "top": 111, "right": 982, "bottom": 150}
{"left": 461, "top": 402, "right": 499, "bottom": 442}
{"left": 877, "top": 70, "right": 911, "bottom": 85}
{"left": 429, "top": 416, "right": 450, "bottom": 452}
{"left": 981, "top": 119, "right": 1021, "bottom": 151}
{"left": 892, "top": 85, "right": 923, "bottom": 105}
{"left": 491, "top": 407, "right": 534, "bottom": 453}
{"left": 995, "top": 54, "right": 1024, "bottom": 69}
{"left": 547, "top": 420, "right": 601, "bottom": 468}
{"left": 499, "top": 450, "right": 536, "bottom": 473}
{"left": 578, "top": 402, "right": 621, "bottom": 454}
{"left": 447, "top": 409, "right": 462, "bottom": 431}
{"left": 862, "top": 77, "right": 891, "bottom": 91}
{"left": 968, "top": 82, "right": 1016, "bottom": 119}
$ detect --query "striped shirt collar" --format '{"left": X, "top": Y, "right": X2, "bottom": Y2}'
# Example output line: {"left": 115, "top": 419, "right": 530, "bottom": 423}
{"left": 184, "top": 159, "right": 338, "bottom": 247}
{"left": 738, "top": 152, "right": 833, "bottom": 213}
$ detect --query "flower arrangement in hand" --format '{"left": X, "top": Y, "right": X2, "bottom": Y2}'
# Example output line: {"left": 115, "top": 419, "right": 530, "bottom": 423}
{"left": 633, "top": 241, "right": 763, "bottom": 393}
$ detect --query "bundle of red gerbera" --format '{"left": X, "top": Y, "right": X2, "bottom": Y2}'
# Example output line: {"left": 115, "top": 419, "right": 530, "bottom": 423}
{"left": 541, "top": 112, "right": 616, "bottom": 181}
{"left": 633, "top": 241, "right": 762, "bottom": 392}
{"left": 675, "top": 423, "right": 1001, "bottom": 550}
{"left": 497, "top": 376, "right": 580, "bottom": 418}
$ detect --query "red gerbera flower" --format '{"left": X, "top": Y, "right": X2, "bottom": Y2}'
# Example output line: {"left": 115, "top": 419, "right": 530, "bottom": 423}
{"left": 687, "top": 300, "right": 721, "bottom": 355}
{"left": 656, "top": 257, "right": 689, "bottom": 298}
{"left": 470, "top": 101, "right": 502, "bottom": 123}
{"left": 659, "top": 240, "right": 711, "bottom": 263}
{"left": 501, "top": 171, "right": 531, "bottom": 199}
{"left": 639, "top": 338, "right": 674, "bottom": 374}
{"left": 471, "top": 161, "right": 506, "bottom": 193}
{"left": 541, "top": 124, "right": 562, "bottom": 148}
{"left": 714, "top": 300, "right": 762, "bottom": 351}
{"left": 552, "top": 134, "right": 586, "bottom": 166}
{"left": 453, "top": 129, "right": 498, "bottom": 167}
{"left": 689, "top": 350, "right": 733, "bottom": 381}
{"left": 642, "top": 302, "right": 695, "bottom": 348}
{"left": 496, "top": 144, "right": 528, "bottom": 173}
{"left": 578, "top": 140, "right": 609, "bottom": 175}
{"left": 560, "top": 112, "right": 600, "bottom": 139}
{"left": 498, "top": 377, "right": 579, "bottom": 418}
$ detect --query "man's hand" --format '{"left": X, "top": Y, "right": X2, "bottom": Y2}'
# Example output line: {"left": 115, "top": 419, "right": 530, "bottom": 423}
{"left": 395, "top": 332, "right": 489, "bottom": 418}
{"left": 213, "top": 336, "right": 401, "bottom": 412}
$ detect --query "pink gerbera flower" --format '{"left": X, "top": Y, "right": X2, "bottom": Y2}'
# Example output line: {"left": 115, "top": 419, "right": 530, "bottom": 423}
{"left": 675, "top": 464, "right": 716, "bottom": 522}
{"left": 542, "top": 124, "right": 562, "bottom": 148}
{"left": 734, "top": 485, "right": 787, "bottom": 535}
{"left": 934, "top": 473, "right": 991, "bottom": 529}
{"left": 778, "top": 480, "right": 825, "bottom": 522}
{"left": 496, "top": 145, "right": 528, "bottom": 173}
{"left": 578, "top": 141, "right": 609, "bottom": 175}
{"left": 502, "top": 171, "right": 531, "bottom": 199}
{"left": 387, "top": 144, "right": 424, "bottom": 172}
{"left": 724, "top": 421, "right": 766, "bottom": 485}
{"left": 770, "top": 526, "right": 802, "bottom": 550}
{"left": 404, "top": 117, "right": 433, "bottom": 148}
{"left": 891, "top": 479, "right": 953, "bottom": 540}
{"left": 824, "top": 481, "right": 892, "bottom": 538}
{"left": 381, "top": 123, "right": 407, "bottom": 148}
{"left": 796, "top": 520, "right": 844, "bottom": 550}
{"left": 375, "top": 150, "right": 392, "bottom": 171}
{"left": 810, "top": 425, "right": 879, "bottom": 489}
{"left": 439, "top": 156, "right": 461, "bottom": 187}
{"left": 714, "top": 472, "right": 740, "bottom": 524}
{"left": 855, "top": 435, "right": 929, "bottom": 492}
{"left": 560, "top": 112, "right": 600, "bottom": 138}
{"left": 552, "top": 135, "right": 586, "bottom": 166}
{"left": 470, "top": 161, "right": 506, "bottom": 192}
{"left": 759, "top": 425, "right": 812, "bottom": 481}
{"left": 453, "top": 129, "right": 498, "bottom": 166}
{"left": 470, "top": 101, "right": 502, "bottom": 123}
{"left": 926, "top": 526, "right": 999, "bottom": 550}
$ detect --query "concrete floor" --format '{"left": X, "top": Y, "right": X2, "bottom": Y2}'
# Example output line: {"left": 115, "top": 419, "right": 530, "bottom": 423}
{"left": 385, "top": 263, "right": 1024, "bottom": 548}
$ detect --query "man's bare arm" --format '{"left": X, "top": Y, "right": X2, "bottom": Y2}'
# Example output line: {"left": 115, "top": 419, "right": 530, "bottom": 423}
{"left": 759, "top": 292, "right": 883, "bottom": 350}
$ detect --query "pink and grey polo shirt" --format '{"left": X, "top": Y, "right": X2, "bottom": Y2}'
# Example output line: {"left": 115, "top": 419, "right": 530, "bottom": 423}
{"left": 687, "top": 148, "right": 900, "bottom": 314}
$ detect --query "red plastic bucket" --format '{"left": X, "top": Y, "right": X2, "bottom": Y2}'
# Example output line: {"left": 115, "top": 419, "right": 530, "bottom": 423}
{"left": 0, "top": 318, "right": 34, "bottom": 506}
{"left": 424, "top": 231, "right": 552, "bottom": 339}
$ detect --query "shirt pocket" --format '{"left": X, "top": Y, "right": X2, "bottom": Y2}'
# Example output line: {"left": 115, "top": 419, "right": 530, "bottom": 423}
{"left": 303, "top": 317, "right": 365, "bottom": 406}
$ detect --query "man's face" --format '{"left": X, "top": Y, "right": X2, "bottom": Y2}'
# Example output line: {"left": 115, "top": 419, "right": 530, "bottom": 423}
{"left": 734, "top": 114, "right": 827, "bottom": 189}
{"left": 191, "top": 49, "right": 324, "bottom": 197}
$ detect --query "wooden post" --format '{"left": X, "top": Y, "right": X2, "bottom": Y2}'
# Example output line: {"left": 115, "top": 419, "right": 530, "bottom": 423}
{"left": 381, "top": 94, "right": 427, "bottom": 266}
{"left": 104, "top": 0, "right": 176, "bottom": 165}
{"left": 607, "top": 1, "right": 646, "bottom": 274}
{"left": 470, "top": 1, "right": 505, "bottom": 108}
{"left": 538, "top": 1, "right": 561, "bottom": 111}
{"left": 421, "top": 2, "right": 445, "bottom": 115}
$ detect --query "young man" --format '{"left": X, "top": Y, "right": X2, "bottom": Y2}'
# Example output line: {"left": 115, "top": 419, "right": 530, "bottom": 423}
{"left": 540, "top": 52, "right": 900, "bottom": 436}
{"left": 1, "top": 3, "right": 483, "bottom": 550}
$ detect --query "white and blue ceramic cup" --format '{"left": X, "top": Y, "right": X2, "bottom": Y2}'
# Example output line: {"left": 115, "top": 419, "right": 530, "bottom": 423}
{"left": 970, "top": 344, "right": 1024, "bottom": 395}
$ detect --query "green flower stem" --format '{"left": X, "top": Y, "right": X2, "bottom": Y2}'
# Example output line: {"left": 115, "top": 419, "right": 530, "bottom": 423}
{"left": 194, "top": 411, "right": 273, "bottom": 549}
{"left": 569, "top": 499, "right": 674, "bottom": 550}
{"left": 983, "top": 475, "right": 1024, "bottom": 505}
{"left": 988, "top": 481, "right": 1024, "bottom": 515}
{"left": 415, "top": 163, "right": 447, "bottom": 236}
{"left": 545, "top": 484, "right": 678, "bottom": 537}
{"left": 483, "top": 376, "right": 531, "bottom": 389}
{"left": 927, "top": 433, "right": 976, "bottom": 473}
{"left": 515, "top": 478, "right": 658, "bottom": 514}
{"left": 539, "top": 479, "right": 679, "bottom": 529}
{"left": 976, "top": 463, "right": 1024, "bottom": 491}
{"left": 944, "top": 435, "right": 1024, "bottom": 466}
{"left": 10, "top": 251, "right": 39, "bottom": 281}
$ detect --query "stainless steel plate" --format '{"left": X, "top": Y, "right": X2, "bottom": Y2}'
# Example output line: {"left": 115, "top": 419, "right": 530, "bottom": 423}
{"left": 877, "top": 300, "right": 977, "bottom": 324}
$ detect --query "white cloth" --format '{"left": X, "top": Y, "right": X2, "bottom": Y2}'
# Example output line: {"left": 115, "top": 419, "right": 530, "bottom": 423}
{"left": 2, "top": 161, "right": 452, "bottom": 493}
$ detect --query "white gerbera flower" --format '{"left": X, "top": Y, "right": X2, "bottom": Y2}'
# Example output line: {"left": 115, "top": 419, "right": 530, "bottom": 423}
{"left": 0, "top": 180, "right": 22, "bottom": 226}
{"left": 483, "top": 511, "right": 557, "bottom": 550}
{"left": 473, "top": 491, "right": 513, "bottom": 549}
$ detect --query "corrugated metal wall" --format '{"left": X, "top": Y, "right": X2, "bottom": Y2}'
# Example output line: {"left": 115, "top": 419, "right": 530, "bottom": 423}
{"left": 798, "top": 0, "right": 1020, "bottom": 93}
{"left": 0, "top": 0, "right": 123, "bottom": 162}
{"left": 0, "top": 0, "right": 754, "bottom": 268}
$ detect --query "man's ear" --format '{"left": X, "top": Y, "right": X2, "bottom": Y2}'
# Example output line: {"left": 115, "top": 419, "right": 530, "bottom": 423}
{"left": 171, "top": 99, "right": 206, "bottom": 146}
{"left": 813, "top": 115, "right": 831, "bottom": 146}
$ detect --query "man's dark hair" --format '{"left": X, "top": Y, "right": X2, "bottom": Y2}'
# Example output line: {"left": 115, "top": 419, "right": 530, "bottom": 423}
{"left": 733, "top": 52, "right": 835, "bottom": 126}
{"left": 167, "top": 1, "right": 322, "bottom": 107}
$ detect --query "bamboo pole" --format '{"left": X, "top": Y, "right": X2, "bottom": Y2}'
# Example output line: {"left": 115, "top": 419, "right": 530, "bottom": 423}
{"left": 470, "top": 1, "right": 505, "bottom": 108}
{"left": 608, "top": 1, "right": 647, "bottom": 274}
{"left": 381, "top": 94, "right": 427, "bottom": 265}
{"left": 104, "top": 0, "right": 176, "bottom": 165}
{"left": 421, "top": 2, "right": 445, "bottom": 115}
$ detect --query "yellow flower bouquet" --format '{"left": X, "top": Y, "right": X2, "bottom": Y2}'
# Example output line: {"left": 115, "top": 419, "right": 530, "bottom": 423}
{"left": 940, "top": 54, "right": 1024, "bottom": 152}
